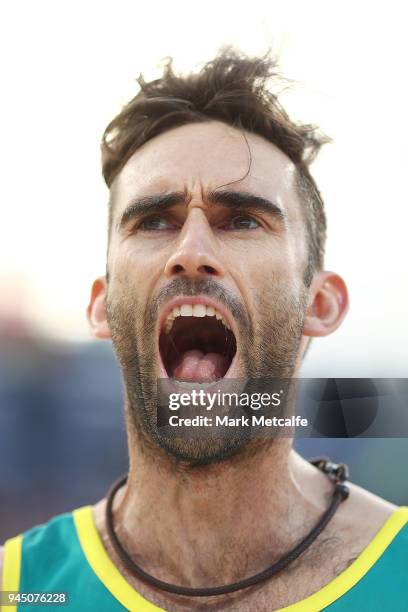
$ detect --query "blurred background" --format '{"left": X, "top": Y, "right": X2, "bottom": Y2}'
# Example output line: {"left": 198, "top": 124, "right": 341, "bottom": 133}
{"left": 1, "top": 0, "right": 407, "bottom": 541}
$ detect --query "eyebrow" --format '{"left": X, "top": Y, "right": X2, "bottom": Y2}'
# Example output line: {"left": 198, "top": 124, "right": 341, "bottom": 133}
{"left": 116, "top": 189, "right": 285, "bottom": 231}
{"left": 116, "top": 192, "right": 188, "bottom": 231}
{"left": 207, "top": 190, "right": 285, "bottom": 220}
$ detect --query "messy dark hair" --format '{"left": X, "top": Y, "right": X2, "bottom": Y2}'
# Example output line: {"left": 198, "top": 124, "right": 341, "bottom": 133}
{"left": 102, "top": 49, "right": 329, "bottom": 284}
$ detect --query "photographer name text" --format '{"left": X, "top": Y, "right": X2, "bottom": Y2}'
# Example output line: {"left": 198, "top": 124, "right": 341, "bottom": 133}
{"left": 167, "top": 415, "right": 308, "bottom": 427}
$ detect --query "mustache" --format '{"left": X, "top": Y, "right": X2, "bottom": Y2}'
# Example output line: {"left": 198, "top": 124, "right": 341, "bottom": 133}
{"left": 145, "top": 277, "right": 251, "bottom": 333}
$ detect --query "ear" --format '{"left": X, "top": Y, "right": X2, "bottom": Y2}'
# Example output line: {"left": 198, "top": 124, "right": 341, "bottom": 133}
{"left": 303, "top": 271, "right": 349, "bottom": 337}
{"left": 87, "top": 276, "right": 111, "bottom": 339}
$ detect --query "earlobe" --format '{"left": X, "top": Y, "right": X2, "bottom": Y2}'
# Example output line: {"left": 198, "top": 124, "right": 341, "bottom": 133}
{"left": 303, "top": 272, "right": 349, "bottom": 338}
{"left": 87, "top": 276, "right": 111, "bottom": 339}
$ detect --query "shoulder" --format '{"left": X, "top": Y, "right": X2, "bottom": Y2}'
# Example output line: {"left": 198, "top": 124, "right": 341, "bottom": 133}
{"left": 344, "top": 481, "right": 397, "bottom": 524}
{"left": 299, "top": 453, "right": 399, "bottom": 530}
{"left": 0, "top": 544, "right": 4, "bottom": 582}
{"left": 331, "top": 480, "right": 401, "bottom": 558}
{"left": 0, "top": 509, "right": 84, "bottom": 572}
{"left": 0, "top": 508, "right": 93, "bottom": 589}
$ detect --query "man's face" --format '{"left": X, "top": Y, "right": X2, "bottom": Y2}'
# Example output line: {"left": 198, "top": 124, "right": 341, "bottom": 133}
{"left": 105, "top": 121, "right": 310, "bottom": 463}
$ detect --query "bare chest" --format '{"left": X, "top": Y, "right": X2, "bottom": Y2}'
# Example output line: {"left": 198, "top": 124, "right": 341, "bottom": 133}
{"left": 99, "top": 531, "right": 359, "bottom": 612}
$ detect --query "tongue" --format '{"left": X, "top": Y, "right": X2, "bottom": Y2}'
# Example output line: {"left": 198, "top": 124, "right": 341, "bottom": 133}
{"left": 173, "top": 349, "right": 230, "bottom": 382}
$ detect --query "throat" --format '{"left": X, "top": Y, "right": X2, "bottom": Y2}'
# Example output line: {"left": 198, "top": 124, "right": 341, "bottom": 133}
{"left": 103, "top": 452, "right": 320, "bottom": 604}
{"left": 159, "top": 314, "right": 237, "bottom": 381}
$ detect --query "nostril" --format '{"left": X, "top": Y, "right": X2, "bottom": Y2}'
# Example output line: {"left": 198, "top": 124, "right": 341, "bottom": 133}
{"left": 200, "top": 265, "right": 217, "bottom": 275}
{"left": 166, "top": 258, "right": 223, "bottom": 278}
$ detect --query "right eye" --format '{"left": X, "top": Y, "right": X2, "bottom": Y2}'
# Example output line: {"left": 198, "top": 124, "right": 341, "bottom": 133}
{"left": 138, "top": 216, "right": 173, "bottom": 231}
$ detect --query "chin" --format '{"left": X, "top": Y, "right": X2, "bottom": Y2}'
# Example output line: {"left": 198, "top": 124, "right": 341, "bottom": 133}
{"left": 152, "top": 433, "right": 254, "bottom": 467}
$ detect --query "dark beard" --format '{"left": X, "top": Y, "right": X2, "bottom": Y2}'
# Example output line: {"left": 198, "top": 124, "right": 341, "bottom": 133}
{"left": 106, "top": 277, "right": 308, "bottom": 466}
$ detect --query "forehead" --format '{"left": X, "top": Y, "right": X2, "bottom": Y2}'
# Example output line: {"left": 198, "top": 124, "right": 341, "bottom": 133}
{"left": 111, "top": 121, "right": 298, "bottom": 216}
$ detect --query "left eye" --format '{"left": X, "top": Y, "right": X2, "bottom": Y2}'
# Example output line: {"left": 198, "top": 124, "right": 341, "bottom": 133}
{"left": 224, "top": 215, "right": 260, "bottom": 230}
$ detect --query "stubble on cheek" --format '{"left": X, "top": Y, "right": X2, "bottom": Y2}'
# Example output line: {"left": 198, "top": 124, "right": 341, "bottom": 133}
{"left": 247, "top": 278, "right": 309, "bottom": 379}
{"left": 104, "top": 261, "right": 308, "bottom": 464}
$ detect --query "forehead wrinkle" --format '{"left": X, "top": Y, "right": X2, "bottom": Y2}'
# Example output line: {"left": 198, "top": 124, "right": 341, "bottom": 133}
{"left": 183, "top": 184, "right": 193, "bottom": 207}
{"left": 186, "top": 184, "right": 223, "bottom": 211}
{"left": 180, "top": 182, "right": 213, "bottom": 210}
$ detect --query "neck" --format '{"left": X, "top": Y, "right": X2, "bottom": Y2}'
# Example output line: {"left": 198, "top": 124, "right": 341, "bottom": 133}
{"left": 111, "top": 424, "right": 333, "bottom": 588}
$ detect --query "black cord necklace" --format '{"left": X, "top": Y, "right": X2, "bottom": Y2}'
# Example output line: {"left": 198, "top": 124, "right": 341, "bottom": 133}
{"left": 105, "top": 457, "right": 349, "bottom": 598}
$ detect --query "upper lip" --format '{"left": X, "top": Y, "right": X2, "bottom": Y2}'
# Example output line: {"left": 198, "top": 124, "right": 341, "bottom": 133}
{"left": 157, "top": 295, "right": 237, "bottom": 338}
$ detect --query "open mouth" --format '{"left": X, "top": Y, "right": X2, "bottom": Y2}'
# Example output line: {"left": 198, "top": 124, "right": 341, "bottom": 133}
{"left": 159, "top": 302, "right": 237, "bottom": 382}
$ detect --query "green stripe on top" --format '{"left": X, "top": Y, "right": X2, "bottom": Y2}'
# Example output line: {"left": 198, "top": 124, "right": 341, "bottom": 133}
{"left": 324, "top": 522, "right": 408, "bottom": 611}
{"left": 19, "top": 511, "right": 125, "bottom": 611}
{"left": 12, "top": 505, "right": 408, "bottom": 611}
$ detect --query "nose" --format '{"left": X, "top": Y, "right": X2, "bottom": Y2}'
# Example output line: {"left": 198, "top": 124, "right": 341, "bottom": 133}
{"left": 164, "top": 207, "right": 226, "bottom": 279}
